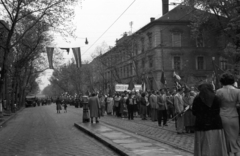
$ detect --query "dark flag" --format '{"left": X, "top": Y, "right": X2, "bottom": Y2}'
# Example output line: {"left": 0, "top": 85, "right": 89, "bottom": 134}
{"left": 46, "top": 47, "right": 54, "bottom": 69}
{"left": 128, "top": 78, "right": 134, "bottom": 91}
{"left": 161, "top": 71, "right": 166, "bottom": 85}
{"left": 60, "top": 48, "right": 70, "bottom": 54}
{"left": 72, "top": 47, "right": 82, "bottom": 68}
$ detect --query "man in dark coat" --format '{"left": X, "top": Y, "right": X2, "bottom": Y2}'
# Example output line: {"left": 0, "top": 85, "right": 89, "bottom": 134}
{"left": 89, "top": 93, "right": 100, "bottom": 123}
{"left": 56, "top": 97, "right": 61, "bottom": 114}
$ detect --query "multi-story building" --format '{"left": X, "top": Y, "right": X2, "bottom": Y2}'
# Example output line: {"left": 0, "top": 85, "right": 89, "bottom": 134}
{"left": 91, "top": 2, "right": 227, "bottom": 93}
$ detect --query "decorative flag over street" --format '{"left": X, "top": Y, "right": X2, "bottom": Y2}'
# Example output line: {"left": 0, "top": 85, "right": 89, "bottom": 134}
{"left": 60, "top": 48, "right": 70, "bottom": 54}
{"left": 46, "top": 47, "right": 82, "bottom": 69}
{"left": 46, "top": 47, "right": 54, "bottom": 69}
{"left": 72, "top": 47, "right": 82, "bottom": 68}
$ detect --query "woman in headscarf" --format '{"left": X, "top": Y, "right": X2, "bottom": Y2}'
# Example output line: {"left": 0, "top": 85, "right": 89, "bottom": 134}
{"left": 216, "top": 72, "right": 240, "bottom": 156}
{"left": 192, "top": 83, "right": 227, "bottom": 156}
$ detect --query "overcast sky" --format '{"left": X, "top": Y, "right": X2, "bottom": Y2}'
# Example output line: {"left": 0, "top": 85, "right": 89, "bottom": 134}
{"left": 39, "top": 0, "right": 182, "bottom": 90}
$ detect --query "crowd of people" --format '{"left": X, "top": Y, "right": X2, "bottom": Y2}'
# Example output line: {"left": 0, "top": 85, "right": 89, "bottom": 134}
{"left": 86, "top": 86, "right": 197, "bottom": 134}
{"left": 85, "top": 72, "right": 240, "bottom": 156}
{"left": 52, "top": 71, "right": 240, "bottom": 156}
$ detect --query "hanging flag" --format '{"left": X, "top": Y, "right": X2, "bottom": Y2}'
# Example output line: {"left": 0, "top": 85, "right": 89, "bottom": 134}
{"left": 60, "top": 48, "right": 70, "bottom": 54}
{"left": 72, "top": 47, "right": 82, "bottom": 68}
{"left": 128, "top": 78, "right": 135, "bottom": 90}
{"left": 173, "top": 71, "right": 181, "bottom": 80}
{"left": 161, "top": 71, "right": 166, "bottom": 85}
{"left": 46, "top": 47, "right": 54, "bottom": 69}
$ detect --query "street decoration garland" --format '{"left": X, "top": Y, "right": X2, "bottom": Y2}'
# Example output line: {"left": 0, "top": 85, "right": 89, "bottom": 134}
{"left": 46, "top": 47, "right": 82, "bottom": 69}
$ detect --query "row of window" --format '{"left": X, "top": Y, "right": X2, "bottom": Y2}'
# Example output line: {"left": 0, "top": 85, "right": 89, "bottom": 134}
{"left": 173, "top": 56, "right": 205, "bottom": 70}
{"left": 173, "top": 56, "right": 228, "bottom": 70}
{"left": 104, "top": 56, "right": 228, "bottom": 80}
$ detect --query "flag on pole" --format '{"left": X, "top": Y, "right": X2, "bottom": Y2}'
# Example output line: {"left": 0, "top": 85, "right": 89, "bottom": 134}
{"left": 60, "top": 48, "right": 70, "bottom": 54}
{"left": 173, "top": 71, "right": 181, "bottom": 80}
{"left": 46, "top": 47, "right": 54, "bottom": 69}
{"left": 161, "top": 71, "right": 166, "bottom": 85}
{"left": 72, "top": 47, "right": 82, "bottom": 68}
{"left": 128, "top": 78, "right": 134, "bottom": 90}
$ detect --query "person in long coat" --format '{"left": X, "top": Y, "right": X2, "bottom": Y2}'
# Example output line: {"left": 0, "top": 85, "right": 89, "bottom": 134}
{"left": 56, "top": 97, "right": 61, "bottom": 114}
{"left": 107, "top": 95, "right": 114, "bottom": 115}
{"left": 157, "top": 89, "right": 168, "bottom": 126}
{"left": 174, "top": 88, "right": 185, "bottom": 134}
{"left": 216, "top": 72, "right": 240, "bottom": 156}
{"left": 149, "top": 91, "right": 158, "bottom": 121}
{"left": 193, "top": 83, "right": 227, "bottom": 156}
{"left": 89, "top": 93, "right": 100, "bottom": 123}
{"left": 183, "top": 90, "right": 195, "bottom": 133}
{"left": 98, "top": 94, "right": 105, "bottom": 116}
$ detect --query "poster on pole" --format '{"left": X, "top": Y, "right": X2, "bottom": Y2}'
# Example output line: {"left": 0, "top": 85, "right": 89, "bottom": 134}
{"left": 115, "top": 84, "right": 129, "bottom": 92}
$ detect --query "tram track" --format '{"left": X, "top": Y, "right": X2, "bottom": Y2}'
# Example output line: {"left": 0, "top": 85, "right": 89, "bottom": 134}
{"left": 69, "top": 107, "right": 194, "bottom": 154}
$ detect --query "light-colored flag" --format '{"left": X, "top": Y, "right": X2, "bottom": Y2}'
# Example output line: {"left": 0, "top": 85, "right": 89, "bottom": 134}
{"left": 72, "top": 47, "right": 81, "bottom": 68}
{"left": 46, "top": 47, "right": 54, "bottom": 69}
{"left": 173, "top": 71, "right": 181, "bottom": 80}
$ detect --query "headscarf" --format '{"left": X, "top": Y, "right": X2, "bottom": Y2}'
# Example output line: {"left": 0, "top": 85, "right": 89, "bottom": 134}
{"left": 198, "top": 83, "right": 215, "bottom": 107}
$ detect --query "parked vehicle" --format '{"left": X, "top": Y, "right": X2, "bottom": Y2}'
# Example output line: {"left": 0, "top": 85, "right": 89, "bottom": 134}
{"left": 25, "top": 95, "right": 37, "bottom": 107}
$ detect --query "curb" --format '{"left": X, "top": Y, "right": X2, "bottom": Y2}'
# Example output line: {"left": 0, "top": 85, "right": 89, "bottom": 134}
{"left": 100, "top": 119, "right": 194, "bottom": 154}
{"left": 0, "top": 107, "right": 25, "bottom": 127}
{"left": 74, "top": 123, "right": 132, "bottom": 156}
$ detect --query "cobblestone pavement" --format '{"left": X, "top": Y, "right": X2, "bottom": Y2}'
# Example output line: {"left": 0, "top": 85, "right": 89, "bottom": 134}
{"left": 0, "top": 105, "right": 118, "bottom": 156}
{"left": 99, "top": 115, "right": 194, "bottom": 153}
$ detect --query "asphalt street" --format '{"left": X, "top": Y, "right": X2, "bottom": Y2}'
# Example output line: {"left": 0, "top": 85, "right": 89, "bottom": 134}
{"left": 0, "top": 104, "right": 118, "bottom": 156}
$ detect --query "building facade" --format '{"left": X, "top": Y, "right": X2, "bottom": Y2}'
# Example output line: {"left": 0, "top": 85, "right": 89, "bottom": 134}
{"left": 90, "top": 4, "right": 227, "bottom": 93}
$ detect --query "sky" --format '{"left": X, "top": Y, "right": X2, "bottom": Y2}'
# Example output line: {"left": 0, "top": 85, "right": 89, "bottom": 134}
{"left": 39, "top": 0, "right": 183, "bottom": 90}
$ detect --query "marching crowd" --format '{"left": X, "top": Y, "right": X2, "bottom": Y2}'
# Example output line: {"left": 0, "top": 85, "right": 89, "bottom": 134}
{"left": 86, "top": 72, "right": 240, "bottom": 156}
{"left": 96, "top": 86, "right": 196, "bottom": 134}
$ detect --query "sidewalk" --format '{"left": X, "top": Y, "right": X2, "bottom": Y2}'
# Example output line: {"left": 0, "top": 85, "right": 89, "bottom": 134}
{"left": 99, "top": 115, "right": 194, "bottom": 153}
{"left": 74, "top": 122, "right": 192, "bottom": 156}
{"left": 0, "top": 108, "right": 24, "bottom": 127}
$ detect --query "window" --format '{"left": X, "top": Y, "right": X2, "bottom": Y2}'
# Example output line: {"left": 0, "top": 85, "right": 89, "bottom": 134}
{"left": 220, "top": 57, "right": 228, "bottom": 70}
{"left": 172, "top": 33, "right": 181, "bottom": 47}
{"left": 147, "top": 32, "right": 152, "bottom": 49}
{"left": 196, "top": 33, "right": 205, "bottom": 47}
{"left": 173, "top": 56, "right": 181, "bottom": 70}
{"left": 196, "top": 56, "right": 204, "bottom": 70}
{"left": 126, "top": 65, "right": 129, "bottom": 77}
{"left": 142, "top": 58, "right": 145, "bottom": 68}
{"left": 130, "top": 63, "right": 133, "bottom": 76}
{"left": 148, "top": 78, "right": 154, "bottom": 91}
{"left": 141, "top": 37, "right": 145, "bottom": 53}
{"left": 149, "top": 56, "right": 153, "bottom": 68}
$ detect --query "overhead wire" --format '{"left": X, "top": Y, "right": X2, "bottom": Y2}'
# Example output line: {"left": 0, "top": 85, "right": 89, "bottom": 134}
{"left": 81, "top": 0, "right": 136, "bottom": 56}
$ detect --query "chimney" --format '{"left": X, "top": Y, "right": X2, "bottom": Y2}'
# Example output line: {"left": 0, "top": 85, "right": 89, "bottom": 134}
{"left": 162, "top": 0, "right": 169, "bottom": 15}
{"left": 150, "top": 17, "right": 155, "bottom": 22}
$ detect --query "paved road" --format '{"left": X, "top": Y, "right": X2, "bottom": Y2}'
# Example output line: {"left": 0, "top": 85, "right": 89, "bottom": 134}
{"left": 0, "top": 105, "right": 118, "bottom": 156}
